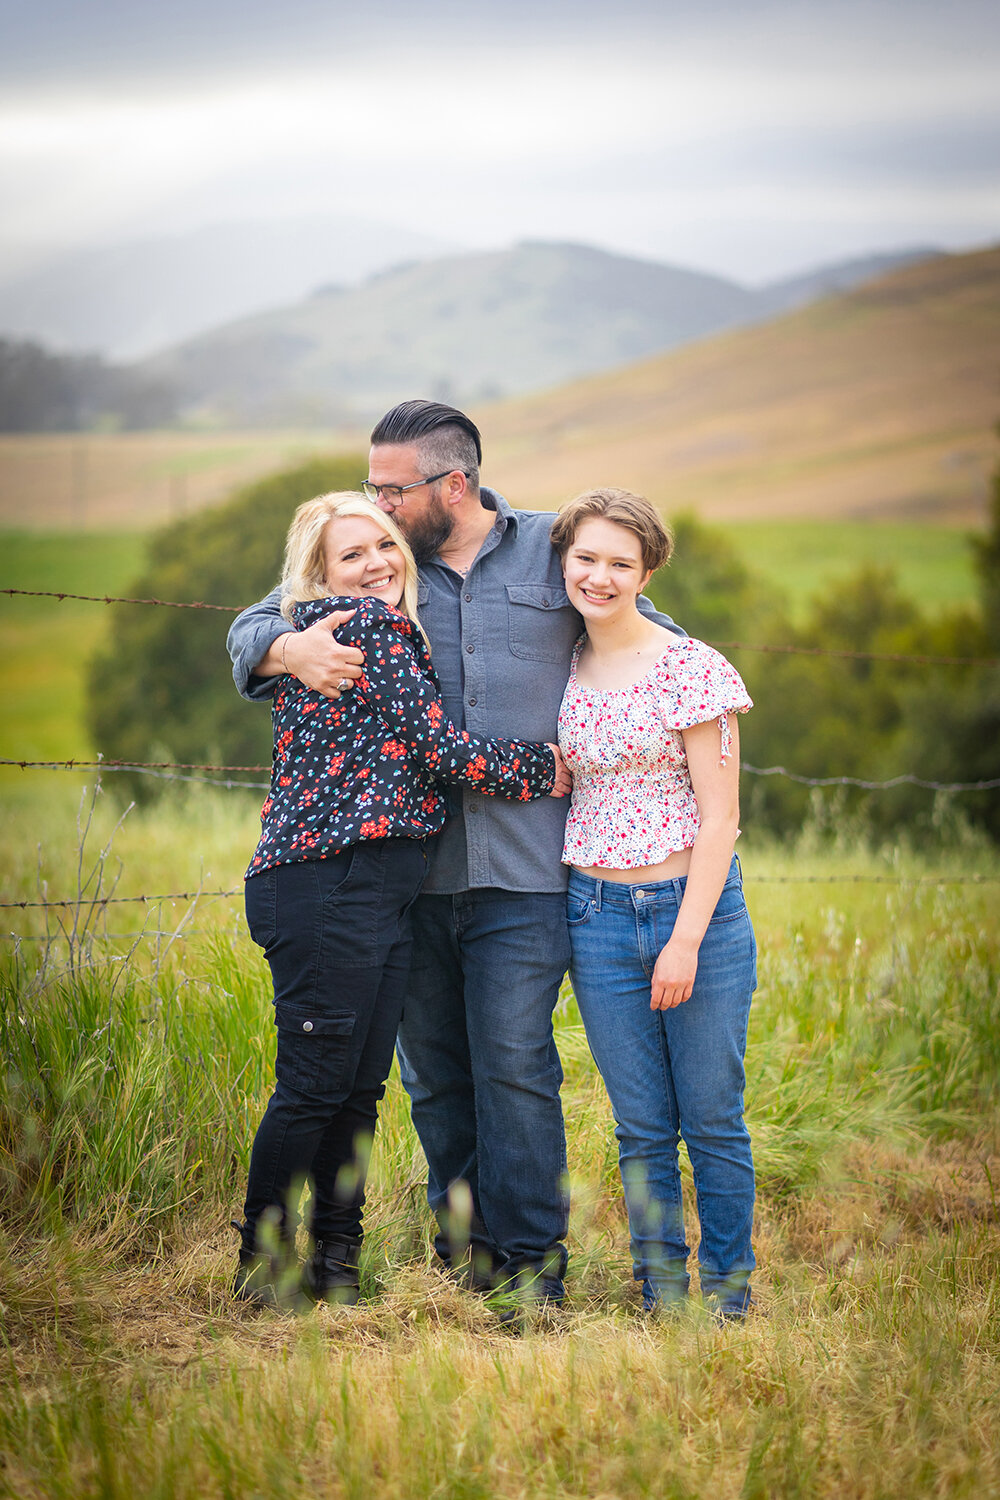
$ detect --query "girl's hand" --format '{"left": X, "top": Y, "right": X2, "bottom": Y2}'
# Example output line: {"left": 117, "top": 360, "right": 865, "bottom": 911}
{"left": 650, "top": 935, "right": 699, "bottom": 1010}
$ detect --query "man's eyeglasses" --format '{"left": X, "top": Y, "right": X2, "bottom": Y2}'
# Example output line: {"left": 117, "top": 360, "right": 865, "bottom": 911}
{"left": 362, "top": 470, "right": 467, "bottom": 505}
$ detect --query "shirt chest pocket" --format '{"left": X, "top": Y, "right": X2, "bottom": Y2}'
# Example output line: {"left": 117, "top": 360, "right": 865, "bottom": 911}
{"left": 506, "top": 583, "right": 578, "bottom": 663}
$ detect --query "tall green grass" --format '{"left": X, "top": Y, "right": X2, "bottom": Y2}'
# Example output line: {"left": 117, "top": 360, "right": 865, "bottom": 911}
{"left": 1, "top": 788, "right": 998, "bottom": 1498}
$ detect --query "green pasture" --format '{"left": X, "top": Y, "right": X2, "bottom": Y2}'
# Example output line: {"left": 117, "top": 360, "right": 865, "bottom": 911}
{"left": 1, "top": 781, "right": 998, "bottom": 1498}
{"left": 1, "top": 531, "right": 146, "bottom": 765}
{"left": 726, "top": 518, "right": 977, "bottom": 621}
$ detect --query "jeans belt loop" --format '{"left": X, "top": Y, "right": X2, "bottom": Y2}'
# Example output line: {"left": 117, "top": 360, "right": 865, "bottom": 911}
{"left": 593, "top": 878, "right": 603, "bottom": 913}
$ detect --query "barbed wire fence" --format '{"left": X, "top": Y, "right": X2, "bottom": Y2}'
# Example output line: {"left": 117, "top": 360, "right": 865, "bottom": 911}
{"left": 5, "top": 586, "right": 1000, "bottom": 666}
{"left": 4, "top": 582, "right": 999, "bottom": 935}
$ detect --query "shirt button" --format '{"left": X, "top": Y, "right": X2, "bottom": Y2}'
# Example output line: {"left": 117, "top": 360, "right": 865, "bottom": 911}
{"left": 466, "top": 644, "right": 475, "bottom": 653}
{"left": 542, "top": 598, "right": 550, "bottom": 608}
{"left": 468, "top": 697, "right": 477, "bottom": 707}
{"left": 464, "top": 593, "right": 472, "bottom": 602}
{"left": 302, "top": 1020, "right": 314, "bottom": 1032}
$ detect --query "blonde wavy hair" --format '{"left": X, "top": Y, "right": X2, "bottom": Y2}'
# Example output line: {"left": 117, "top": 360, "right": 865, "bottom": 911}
{"left": 279, "top": 491, "right": 423, "bottom": 635}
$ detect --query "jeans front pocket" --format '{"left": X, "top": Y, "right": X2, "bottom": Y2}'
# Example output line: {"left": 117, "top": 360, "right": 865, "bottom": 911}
{"left": 706, "top": 879, "right": 750, "bottom": 928}
{"left": 566, "top": 893, "right": 595, "bottom": 927}
{"left": 245, "top": 869, "right": 277, "bottom": 950}
{"left": 316, "top": 847, "right": 358, "bottom": 905}
{"left": 274, "top": 1004, "right": 357, "bottom": 1101}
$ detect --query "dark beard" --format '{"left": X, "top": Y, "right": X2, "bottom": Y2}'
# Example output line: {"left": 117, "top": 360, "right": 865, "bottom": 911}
{"left": 404, "top": 508, "right": 455, "bottom": 566}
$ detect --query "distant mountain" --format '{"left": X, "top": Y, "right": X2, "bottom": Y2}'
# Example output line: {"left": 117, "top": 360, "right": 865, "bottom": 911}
{"left": 0, "top": 217, "right": 454, "bottom": 361}
{"left": 479, "top": 245, "right": 999, "bottom": 526}
{"left": 754, "top": 248, "right": 939, "bottom": 316}
{"left": 131, "top": 240, "right": 941, "bottom": 426}
{"left": 134, "top": 242, "right": 759, "bottom": 423}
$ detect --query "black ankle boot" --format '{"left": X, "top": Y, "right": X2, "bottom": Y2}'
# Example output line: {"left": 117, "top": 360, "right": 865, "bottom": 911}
{"left": 301, "top": 1235, "right": 362, "bottom": 1305}
{"left": 231, "top": 1219, "right": 299, "bottom": 1309}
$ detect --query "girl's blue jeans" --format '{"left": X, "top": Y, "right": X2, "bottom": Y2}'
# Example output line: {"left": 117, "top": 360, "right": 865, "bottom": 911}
{"left": 567, "top": 854, "right": 757, "bottom": 1314}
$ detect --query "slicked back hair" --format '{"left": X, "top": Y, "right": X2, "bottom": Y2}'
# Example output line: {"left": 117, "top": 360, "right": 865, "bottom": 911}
{"left": 370, "top": 400, "right": 482, "bottom": 493}
{"left": 550, "top": 487, "right": 673, "bottom": 576}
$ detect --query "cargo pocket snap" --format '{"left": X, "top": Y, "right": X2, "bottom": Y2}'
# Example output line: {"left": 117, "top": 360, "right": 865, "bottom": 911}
{"left": 274, "top": 1008, "right": 357, "bottom": 1097}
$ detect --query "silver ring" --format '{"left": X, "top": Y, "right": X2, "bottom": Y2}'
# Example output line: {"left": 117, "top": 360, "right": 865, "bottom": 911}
{"left": 337, "top": 677, "right": 353, "bottom": 691}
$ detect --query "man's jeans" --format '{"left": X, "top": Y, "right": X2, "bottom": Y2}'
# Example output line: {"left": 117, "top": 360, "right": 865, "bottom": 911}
{"left": 243, "top": 840, "right": 426, "bottom": 1243}
{"left": 395, "top": 889, "right": 571, "bottom": 1284}
{"left": 567, "top": 856, "right": 756, "bottom": 1312}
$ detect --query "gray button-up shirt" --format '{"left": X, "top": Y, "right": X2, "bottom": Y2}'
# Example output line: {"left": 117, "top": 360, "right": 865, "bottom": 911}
{"left": 228, "top": 487, "right": 684, "bottom": 895}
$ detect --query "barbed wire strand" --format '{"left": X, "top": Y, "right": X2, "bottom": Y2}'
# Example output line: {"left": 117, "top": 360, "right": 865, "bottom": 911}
{"left": 3, "top": 757, "right": 998, "bottom": 795}
{"left": 4, "top": 872, "right": 1000, "bottom": 912}
{"left": 6, "top": 929, "right": 215, "bottom": 941}
{"left": 741, "top": 764, "right": 1000, "bottom": 791}
{"left": 711, "top": 639, "right": 999, "bottom": 666}
{"left": 2, "top": 889, "right": 241, "bottom": 909}
{"left": 3, "top": 756, "right": 266, "bottom": 771}
{"left": 4, "top": 587, "right": 998, "bottom": 666}
{"left": 2, "top": 587, "right": 238, "bottom": 612}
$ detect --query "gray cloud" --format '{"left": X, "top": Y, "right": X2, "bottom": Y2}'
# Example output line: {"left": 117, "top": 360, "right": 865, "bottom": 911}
{"left": 5, "top": 0, "right": 1000, "bottom": 89}
{"left": 1, "top": 0, "right": 998, "bottom": 284}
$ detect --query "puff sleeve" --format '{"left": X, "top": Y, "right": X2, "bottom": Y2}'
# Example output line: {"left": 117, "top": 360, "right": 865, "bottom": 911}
{"left": 654, "top": 639, "right": 752, "bottom": 761}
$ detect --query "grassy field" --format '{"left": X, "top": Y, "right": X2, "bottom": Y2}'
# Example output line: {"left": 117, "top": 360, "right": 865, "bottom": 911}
{"left": 1, "top": 781, "right": 998, "bottom": 1499}
{"left": 0, "top": 430, "right": 361, "bottom": 531}
{"left": 725, "top": 519, "right": 977, "bottom": 621}
{"left": 0, "top": 532, "right": 147, "bottom": 764}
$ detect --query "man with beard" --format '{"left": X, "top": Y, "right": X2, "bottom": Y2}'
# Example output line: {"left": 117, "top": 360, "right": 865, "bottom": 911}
{"left": 228, "top": 399, "right": 683, "bottom": 1306}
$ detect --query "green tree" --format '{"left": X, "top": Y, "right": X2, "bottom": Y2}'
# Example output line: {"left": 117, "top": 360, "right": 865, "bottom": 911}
{"left": 971, "top": 422, "right": 1000, "bottom": 649}
{"left": 644, "top": 512, "right": 781, "bottom": 646}
{"left": 896, "top": 430, "right": 1000, "bottom": 839}
{"left": 87, "top": 454, "right": 366, "bottom": 798}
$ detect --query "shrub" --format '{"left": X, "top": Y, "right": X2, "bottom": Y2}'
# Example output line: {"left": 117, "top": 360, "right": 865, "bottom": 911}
{"left": 87, "top": 454, "right": 366, "bottom": 796}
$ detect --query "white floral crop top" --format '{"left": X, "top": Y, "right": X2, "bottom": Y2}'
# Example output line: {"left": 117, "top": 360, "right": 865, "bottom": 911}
{"left": 558, "top": 636, "right": 752, "bottom": 869}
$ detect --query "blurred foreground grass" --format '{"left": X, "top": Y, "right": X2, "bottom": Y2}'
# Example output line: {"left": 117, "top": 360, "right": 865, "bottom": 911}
{"left": 1, "top": 782, "right": 998, "bottom": 1497}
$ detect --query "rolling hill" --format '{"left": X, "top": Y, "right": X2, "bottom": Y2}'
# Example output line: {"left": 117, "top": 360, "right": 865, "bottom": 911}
{"left": 477, "top": 245, "right": 1000, "bottom": 525}
{"left": 138, "top": 241, "right": 758, "bottom": 423}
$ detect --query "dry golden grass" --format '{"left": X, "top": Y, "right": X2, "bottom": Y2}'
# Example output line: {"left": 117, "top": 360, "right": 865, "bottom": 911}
{"left": 2, "top": 1136, "right": 997, "bottom": 1500}
{"left": 0, "top": 428, "right": 362, "bottom": 531}
{"left": 478, "top": 245, "right": 1000, "bottom": 524}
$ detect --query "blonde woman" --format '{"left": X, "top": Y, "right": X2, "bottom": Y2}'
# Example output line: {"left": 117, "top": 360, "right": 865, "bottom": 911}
{"left": 235, "top": 492, "right": 566, "bottom": 1308}
{"left": 551, "top": 488, "right": 757, "bottom": 1319}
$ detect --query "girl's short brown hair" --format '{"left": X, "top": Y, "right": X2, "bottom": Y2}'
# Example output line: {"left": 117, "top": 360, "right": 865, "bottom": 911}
{"left": 549, "top": 487, "right": 673, "bottom": 575}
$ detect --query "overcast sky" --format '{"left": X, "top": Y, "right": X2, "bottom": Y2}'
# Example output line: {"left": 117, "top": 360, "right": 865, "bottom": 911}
{"left": 2, "top": 0, "right": 999, "bottom": 284}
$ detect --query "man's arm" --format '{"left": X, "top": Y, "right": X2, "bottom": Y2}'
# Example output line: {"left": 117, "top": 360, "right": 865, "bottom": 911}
{"left": 637, "top": 593, "right": 687, "bottom": 638}
{"left": 227, "top": 588, "right": 364, "bottom": 701}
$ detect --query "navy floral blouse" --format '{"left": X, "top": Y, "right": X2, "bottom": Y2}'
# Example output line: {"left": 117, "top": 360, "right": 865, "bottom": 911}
{"left": 246, "top": 595, "right": 556, "bottom": 877}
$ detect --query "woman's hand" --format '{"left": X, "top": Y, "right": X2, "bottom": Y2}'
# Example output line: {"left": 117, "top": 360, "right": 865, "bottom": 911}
{"left": 650, "top": 934, "right": 699, "bottom": 1010}
{"left": 546, "top": 744, "right": 573, "bottom": 798}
